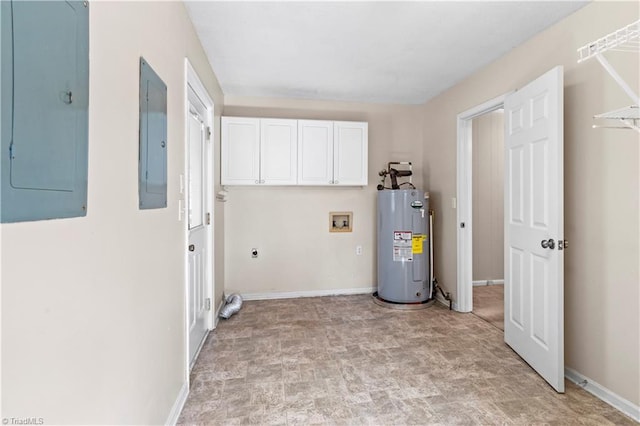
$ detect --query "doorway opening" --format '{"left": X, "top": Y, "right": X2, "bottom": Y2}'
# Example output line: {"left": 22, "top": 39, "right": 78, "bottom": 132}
{"left": 456, "top": 94, "right": 508, "bottom": 315}
{"left": 470, "top": 109, "right": 505, "bottom": 331}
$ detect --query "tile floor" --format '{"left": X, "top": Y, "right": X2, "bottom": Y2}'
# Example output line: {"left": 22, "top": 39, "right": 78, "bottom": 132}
{"left": 178, "top": 295, "right": 636, "bottom": 425}
{"left": 472, "top": 285, "right": 504, "bottom": 331}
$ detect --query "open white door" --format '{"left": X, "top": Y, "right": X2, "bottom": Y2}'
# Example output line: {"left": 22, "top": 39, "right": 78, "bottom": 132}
{"left": 504, "top": 66, "right": 565, "bottom": 392}
{"left": 187, "top": 87, "right": 210, "bottom": 367}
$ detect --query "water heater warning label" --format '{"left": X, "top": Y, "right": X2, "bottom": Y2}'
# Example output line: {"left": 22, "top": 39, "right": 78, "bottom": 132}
{"left": 412, "top": 235, "right": 426, "bottom": 254}
{"left": 393, "top": 231, "right": 413, "bottom": 262}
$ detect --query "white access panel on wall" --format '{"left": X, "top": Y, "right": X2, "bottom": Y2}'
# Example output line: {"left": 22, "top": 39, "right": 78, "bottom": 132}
{"left": 298, "top": 120, "right": 334, "bottom": 185}
{"left": 334, "top": 121, "right": 368, "bottom": 185}
{"left": 260, "top": 119, "right": 297, "bottom": 185}
{"left": 221, "top": 117, "right": 260, "bottom": 184}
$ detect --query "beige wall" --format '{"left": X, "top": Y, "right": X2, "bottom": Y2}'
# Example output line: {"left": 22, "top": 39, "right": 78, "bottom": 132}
{"left": 0, "top": 2, "right": 224, "bottom": 423}
{"left": 222, "top": 96, "right": 423, "bottom": 296}
{"left": 421, "top": 1, "right": 639, "bottom": 406}
{"left": 472, "top": 111, "right": 505, "bottom": 282}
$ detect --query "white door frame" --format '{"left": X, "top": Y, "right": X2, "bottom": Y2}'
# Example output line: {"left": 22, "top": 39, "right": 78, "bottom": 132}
{"left": 183, "top": 59, "right": 215, "bottom": 378}
{"left": 456, "top": 93, "right": 510, "bottom": 313}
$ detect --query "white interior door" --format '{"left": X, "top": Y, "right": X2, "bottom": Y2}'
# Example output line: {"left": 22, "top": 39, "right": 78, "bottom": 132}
{"left": 187, "top": 89, "right": 209, "bottom": 367}
{"left": 504, "top": 66, "right": 564, "bottom": 392}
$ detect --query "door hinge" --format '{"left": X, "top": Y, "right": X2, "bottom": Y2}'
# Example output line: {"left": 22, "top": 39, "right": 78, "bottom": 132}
{"left": 206, "top": 212, "right": 211, "bottom": 225}
{"left": 206, "top": 127, "right": 212, "bottom": 141}
{"left": 205, "top": 298, "right": 211, "bottom": 311}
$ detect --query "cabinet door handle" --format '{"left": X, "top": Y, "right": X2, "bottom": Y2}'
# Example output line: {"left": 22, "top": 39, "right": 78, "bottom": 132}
{"left": 255, "top": 180, "right": 259, "bottom": 184}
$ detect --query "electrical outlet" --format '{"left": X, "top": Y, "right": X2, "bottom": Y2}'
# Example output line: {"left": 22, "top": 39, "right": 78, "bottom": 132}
{"left": 356, "top": 245, "right": 363, "bottom": 255}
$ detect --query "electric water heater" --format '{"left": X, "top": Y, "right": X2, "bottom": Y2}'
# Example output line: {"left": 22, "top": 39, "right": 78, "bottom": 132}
{"left": 377, "top": 189, "right": 431, "bottom": 303}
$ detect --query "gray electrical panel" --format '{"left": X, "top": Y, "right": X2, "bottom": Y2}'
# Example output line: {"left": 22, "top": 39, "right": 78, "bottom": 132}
{"left": 377, "top": 189, "right": 431, "bottom": 303}
{"left": 139, "top": 57, "right": 167, "bottom": 209}
{"left": 1, "top": 0, "right": 90, "bottom": 222}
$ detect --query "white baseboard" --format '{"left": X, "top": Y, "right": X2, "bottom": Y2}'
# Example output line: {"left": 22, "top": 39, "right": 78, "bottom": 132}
{"left": 565, "top": 367, "right": 640, "bottom": 422}
{"left": 472, "top": 279, "right": 504, "bottom": 286}
{"left": 241, "top": 286, "right": 376, "bottom": 301}
{"left": 165, "top": 381, "right": 189, "bottom": 426}
{"left": 213, "top": 297, "right": 226, "bottom": 329}
{"left": 435, "top": 292, "right": 458, "bottom": 311}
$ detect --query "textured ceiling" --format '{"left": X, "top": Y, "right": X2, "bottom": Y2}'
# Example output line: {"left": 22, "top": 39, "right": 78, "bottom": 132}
{"left": 185, "top": 1, "right": 588, "bottom": 105}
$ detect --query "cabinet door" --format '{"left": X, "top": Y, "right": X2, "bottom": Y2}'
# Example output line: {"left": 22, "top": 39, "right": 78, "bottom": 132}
{"left": 333, "top": 121, "right": 368, "bottom": 185}
{"left": 221, "top": 117, "right": 260, "bottom": 185}
{"left": 298, "top": 120, "right": 334, "bottom": 185}
{"left": 260, "top": 119, "right": 297, "bottom": 185}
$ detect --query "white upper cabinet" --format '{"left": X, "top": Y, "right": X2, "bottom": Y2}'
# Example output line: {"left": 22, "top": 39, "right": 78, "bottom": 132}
{"left": 222, "top": 116, "right": 368, "bottom": 186}
{"left": 222, "top": 117, "right": 297, "bottom": 185}
{"left": 333, "top": 121, "right": 368, "bottom": 185}
{"left": 298, "top": 120, "right": 368, "bottom": 186}
{"left": 260, "top": 119, "right": 298, "bottom": 185}
{"left": 297, "top": 120, "right": 334, "bottom": 185}
{"left": 221, "top": 117, "right": 260, "bottom": 185}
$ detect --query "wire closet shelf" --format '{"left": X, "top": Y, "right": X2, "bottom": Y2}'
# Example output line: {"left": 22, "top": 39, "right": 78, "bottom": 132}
{"left": 577, "top": 20, "right": 640, "bottom": 132}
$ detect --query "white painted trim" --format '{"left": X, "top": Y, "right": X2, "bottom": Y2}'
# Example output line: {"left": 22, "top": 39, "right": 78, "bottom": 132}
{"left": 565, "top": 368, "right": 640, "bottom": 422}
{"left": 456, "top": 93, "right": 510, "bottom": 313}
{"left": 186, "top": 61, "right": 214, "bottom": 108}
{"left": 472, "top": 279, "right": 504, "bottom": 286}
{"left": 183, "top": 58, "right": 216, "bottom": 383}
{"left": 241, "top": 287, "right": 376, "bottom": 301}
{"left": 188, "top": 329, "right": 210, "bottom": 371}
{"left": 213, "top": 297, "right": 226, "bottom": 329}
{"left": 165, "top": 381, "right": 189, "bottom": 426}
{"left": 182, "top": 63, "right": 190, "bottom": 385}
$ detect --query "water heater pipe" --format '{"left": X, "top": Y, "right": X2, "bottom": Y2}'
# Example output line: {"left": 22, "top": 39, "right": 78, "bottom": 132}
{"left": 429, "top": 208, "right": 434, "bottom": 297}
{"left": 429, "top": 208, "right": 452, "bottom": 310}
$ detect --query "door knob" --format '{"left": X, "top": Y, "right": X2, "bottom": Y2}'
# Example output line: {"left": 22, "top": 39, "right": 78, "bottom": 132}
{"left": 540, "top": 238, "right": 555, "bottom": 249}
{"left": 188, "top": 244, "right": 195, "bottom": 252}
